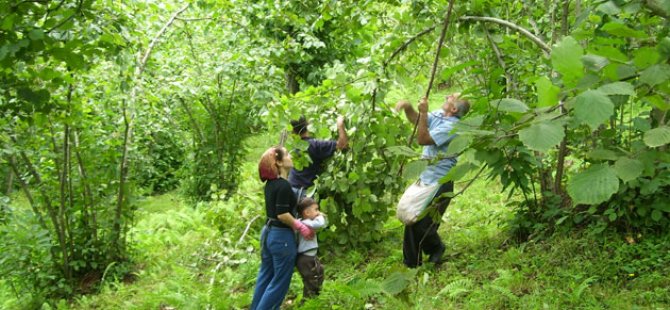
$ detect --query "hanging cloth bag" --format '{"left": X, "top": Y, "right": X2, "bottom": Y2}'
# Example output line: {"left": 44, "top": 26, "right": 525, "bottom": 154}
{"left": 396, "top": 180, "right": 441, "bottom": 225}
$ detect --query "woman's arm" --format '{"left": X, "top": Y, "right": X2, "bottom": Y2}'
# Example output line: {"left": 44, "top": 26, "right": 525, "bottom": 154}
{"left": 277, "top": 212, "right": 298, "bottom": 227}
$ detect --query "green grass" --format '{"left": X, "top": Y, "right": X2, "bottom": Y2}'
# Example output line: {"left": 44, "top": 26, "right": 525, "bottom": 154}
{"left": 2, "top": 133, "right": 670, "bottom": 309}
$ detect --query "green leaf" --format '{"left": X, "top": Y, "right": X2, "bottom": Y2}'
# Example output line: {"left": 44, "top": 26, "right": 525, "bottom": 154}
{"left": 518, "top": 121, "right": 565, "bottom": 152}
{"left": 382, "top": 270, "right": 415, "bottom": 295}
{"left": 633, "top": 47, "right": 660, "bottom": 69}
{"left": 441, "top": 60, "right": 478, "bottom": 81}
{"left": 441, "top": 162, "right": 476, "bottom": 183}
{"left": 552, "top": 36, "right": 584, "bottom": 88}
{"left": 17, "top": 87, "right": 50, "bottom": 106}
{"left": 586, "top": 149, "right": 619, "bottom": 161}
{"left": 658, "top": 37, "right": 670, "bottom": 60}
{"left": 582, "top": 54, "right": 609, "bottom": 72}
{"left": 574, "top": 90, "right": 614, "bottom": 130}
{"left": 593, "top": 46, "right": 628, "bottom": 63}
{"left": 597, "top": 1, "right": 621, "bottom": 15}
{"left": 446, "top": 135, "right": 472, "bottom": 156}
{"left": 640, "top": 64, "right": 670, "bottom": 86}
{"left": 29, "top": 29, "right": 44, "bottom": 41}
{"left": 567, "top": 164, "right": 619, "bottom": 205}
{"left": 535, "top": 77, "right": 560, "bottom": 107}
{"left": 643, "top": 126, "right": 670, "bottom": 147}
{"left": 597, "top": 82, "right": 635, "bottom": 96}
{"left": 614, "top": 157, "right": 644, "bottom": 182}
{"left": 385, "top": 146, "right": 419, "bottom": 158}
{"left": 601, "top": 22, "right": 647, "bottom": 38}
{"left": 644, "top": 95, "right": 670, "bottom": 111}
{"left": 403, "top": 160, "right": 427, "bottom": 181}
{"left": 492, "top": 98, "right": 529, "bottom": 113}
{"left": 651, "top": 209, "right": 662, "bottom": 222}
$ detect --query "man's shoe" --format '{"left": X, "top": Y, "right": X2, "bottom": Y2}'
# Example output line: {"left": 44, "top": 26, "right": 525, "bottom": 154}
{"left": 428, "top": 245, "right": 446, "bottom": 264}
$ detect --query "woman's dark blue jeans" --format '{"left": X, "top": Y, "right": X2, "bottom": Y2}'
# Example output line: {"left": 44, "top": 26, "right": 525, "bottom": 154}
{"left": 250, "top": 225, "right": 297, "bottom": 310}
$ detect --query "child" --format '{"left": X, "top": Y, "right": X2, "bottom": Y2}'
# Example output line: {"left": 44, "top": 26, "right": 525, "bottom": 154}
{"left": 296, "top": 197, "right": 327, "bottom": 298}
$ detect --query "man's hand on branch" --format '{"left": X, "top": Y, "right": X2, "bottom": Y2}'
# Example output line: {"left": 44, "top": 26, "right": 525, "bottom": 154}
{"left": 418, "top": 97, "right": 429, "bottom": 113}
{"left": 337, "top": 115, "right": 345, "bottom": 128}
{"left": 395, "top": 100, "right": 411, "bottom": 112}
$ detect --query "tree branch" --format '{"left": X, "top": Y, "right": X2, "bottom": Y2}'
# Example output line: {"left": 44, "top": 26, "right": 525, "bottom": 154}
{"left": 460, "top": 15, "right": 551, "bottom": 55}
{"left": 382, "top": 25, "right": 437, "bottom": 69}
{"left": 483, "top": 25, "right": 514, "bottom": 93}
{"left": 138, "top": 4, "right": 190, "bottom": 75}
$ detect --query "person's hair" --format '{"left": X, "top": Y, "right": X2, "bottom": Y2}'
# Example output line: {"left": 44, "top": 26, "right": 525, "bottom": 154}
{"left": 290, "top": 116, "right": 309, "bottom": 135}
{"left": 454, "top": 99, "right": 470, "bottom": 118}
{"left": 258, "top": 147, "right": 286, "bottom": 181}
{"left": 448, "top": 94, "right": 470, "bottom": 118}
{"left": 297, "top": 197, "right": 317, "bottom": 216}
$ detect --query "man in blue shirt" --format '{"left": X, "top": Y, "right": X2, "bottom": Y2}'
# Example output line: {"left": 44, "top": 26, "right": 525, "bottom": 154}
{"left": 395, "top": 93, "right": 470, "bottom": 268}
{"left": 288, "top": 115, "right": 348, "bottom": 199}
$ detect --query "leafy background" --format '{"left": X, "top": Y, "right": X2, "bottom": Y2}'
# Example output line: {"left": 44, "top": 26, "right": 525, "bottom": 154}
{"left": 1, "top": 0, "right": 669, "bottom": 308}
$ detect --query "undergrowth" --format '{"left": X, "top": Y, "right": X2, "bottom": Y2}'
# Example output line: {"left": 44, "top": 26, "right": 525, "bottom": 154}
{"left": 2, "top": 134, "right": 669, "bottom": 309}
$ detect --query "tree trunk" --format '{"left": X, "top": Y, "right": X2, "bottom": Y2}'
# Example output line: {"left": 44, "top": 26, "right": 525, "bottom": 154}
{"left": 285, "top": 65, "right": 300, "bottom": 94}
{"left": 73, "top": 129, "right": 97, "bottom": 242}
{"left": 5, "top": 169, "right": 13, "bottom": 195}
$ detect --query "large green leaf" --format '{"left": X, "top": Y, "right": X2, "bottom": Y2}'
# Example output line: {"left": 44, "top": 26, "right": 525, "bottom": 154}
{"left": 582, "top": 54, "right": 609, "bottom": 72}
{"left": 382, "top": 270, "right": 416, "bottom": 295}
{"left": 614, "top": 157, "right": 644, "bottom": 182}
{"left": 441, "top": 162, "right": 477, "bottom": 182}
{"left": 518, "top": 121, "right": 565, "bottom": 152}
{"left": 492, "top": 98, "right": 529, "bottom": 113}
{"left": 535, "top": 77, "right": 560, "bottom": 107}
{"left": 586, "top": 149, "right": 619, "bottom": 161}
{"left": 403, "top": 160, "right": 427, "bottom": 181}
{"left": 643, "top": 126, "right": 670, "bottom": 147}
{"left": 597, "top": 82, "right": 635, "bottom": 96}
{"left": 633, "top": 47, "right": 660, "bottom": 69}
{"left": 385, "top": 146, "right": 419, "bottom": 158}
{"left": 552, "top": 36, "right": 584, "bottom": 88}
{"left": 574, "top": 90, "right": 614, "bottom": 130}
{"left": 601, "top": 22, "right": 647, "bottom": 38}
{"left": 640, "top": 64, "right": 670, "bottom": 86}
{"left": 567, "top": 164, "right": 619, "bottom": 205}
{"left": 446, "top": 135, "right": 472, "bottom": 156}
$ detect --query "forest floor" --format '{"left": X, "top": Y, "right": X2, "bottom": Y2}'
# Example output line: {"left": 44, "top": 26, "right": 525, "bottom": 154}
{"left": 3, "top": 135, "right": 670, "bottom": 309}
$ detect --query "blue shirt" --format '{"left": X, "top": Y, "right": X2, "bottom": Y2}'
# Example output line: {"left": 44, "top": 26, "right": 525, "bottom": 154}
{"left": 419, "top": 111, "right": 460, "bottom": 185}
{"left": 288, "top": 138, "right": 337, "bottom": 188}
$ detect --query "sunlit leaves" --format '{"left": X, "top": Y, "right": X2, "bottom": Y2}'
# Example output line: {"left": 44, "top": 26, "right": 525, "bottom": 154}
{"left": 567, "top": 164, "right": 619, "bottom": 205}
{"left": 573, "top": 90, "right": 614, "bottom": 130}
{"left": 552, "top": 36, "right": 584, "bottom": 88}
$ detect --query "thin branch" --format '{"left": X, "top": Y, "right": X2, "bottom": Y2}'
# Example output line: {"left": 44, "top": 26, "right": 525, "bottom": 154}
{"left": 452, "top": 164, "right": 487, "bottom": 198}
{"left": 382, "top": 25, "right": 438, "bottom": 69}
{"left": 409, "top": 0, "right": 457, "bottom": 146}
{"left": 483, "top": 25, "right": 514, "bottom": 93}
{"left": 236, "top": 215, "right": 261, "bottom": 247}
{"left": 176, "top": 16, "right": 214, "bottom": 21}
{"left": 460, "top": 15, "right": 551, "bottom": 55}
{"left": 138, "top": 4, "right": 190, "bottom": 75}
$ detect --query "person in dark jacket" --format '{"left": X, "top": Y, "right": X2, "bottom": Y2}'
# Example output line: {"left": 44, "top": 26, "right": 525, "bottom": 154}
{"left": 288, "top": 115, "right": 348, "bottom": 199}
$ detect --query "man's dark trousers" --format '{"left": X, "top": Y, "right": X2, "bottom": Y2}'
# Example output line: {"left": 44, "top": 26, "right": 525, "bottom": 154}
{"left": 403, "top": 181, "right": 454, "bottom": 268}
